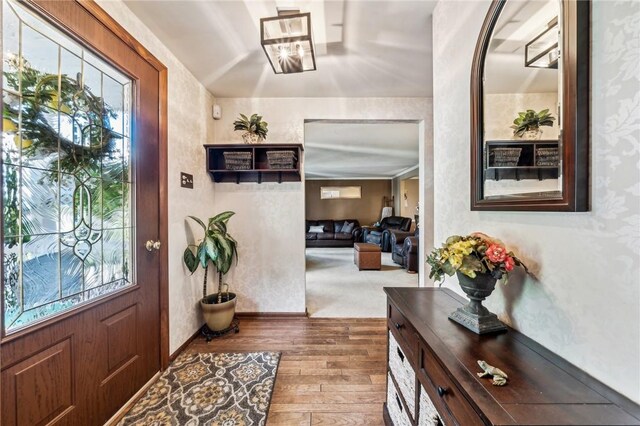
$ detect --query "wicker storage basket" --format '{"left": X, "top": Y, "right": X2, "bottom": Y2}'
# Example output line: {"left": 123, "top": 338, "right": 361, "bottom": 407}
{"left": 266, "top": 150, "right": 297, "bottom": 169}
{"left": 491, "top": 147, "right": 522, "bottom": 167}
{"left": 536, "top": 147, "right": 559, "bottom": 166}
{"left": 223, "top": 151, "right": 252, "bottom": 170}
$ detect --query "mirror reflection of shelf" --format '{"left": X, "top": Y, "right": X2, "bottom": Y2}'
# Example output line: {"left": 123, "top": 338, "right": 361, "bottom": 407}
{"left": 484, "top": 140, "right": 559, "bottom": 181}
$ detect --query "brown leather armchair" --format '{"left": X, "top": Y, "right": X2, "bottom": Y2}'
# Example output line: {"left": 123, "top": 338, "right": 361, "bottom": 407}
{"left": 362, "top": 216, "right": 412, "bottom": 252}
{"left": 390, "top": 229, "right": 419, "bottom": 273}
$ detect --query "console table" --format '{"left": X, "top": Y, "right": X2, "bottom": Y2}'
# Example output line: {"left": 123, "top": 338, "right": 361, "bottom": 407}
{"left": 383, "top": 287, "right": 640, "bottom": 425}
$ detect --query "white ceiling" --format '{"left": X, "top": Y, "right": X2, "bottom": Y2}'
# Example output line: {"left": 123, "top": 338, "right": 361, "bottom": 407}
{"left": 123, "top": 0, "right": 436, "bottom": 97}
{"left": 485, "top": 0, "right": 558, "bottom": 94}
{"left": 304, "top": 120, "right": 419, "bottom": 179}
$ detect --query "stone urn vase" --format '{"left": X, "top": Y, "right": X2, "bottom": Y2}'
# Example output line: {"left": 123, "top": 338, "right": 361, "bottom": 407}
{"left": 448, "top": 271, "right": 507, "bottom": 334}
{"left": 201, "top": 292, "right": 237, "bottom": 331}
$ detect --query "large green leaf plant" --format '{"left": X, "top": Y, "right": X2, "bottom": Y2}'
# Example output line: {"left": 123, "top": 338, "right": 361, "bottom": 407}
{"left": 183, "top": 211, "right": 238, "bottom": 303}
{"left": 510, "top": 109, "right": 555, "bottom": 137}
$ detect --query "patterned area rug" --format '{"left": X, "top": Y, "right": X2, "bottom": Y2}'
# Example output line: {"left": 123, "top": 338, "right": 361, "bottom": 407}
{"left": 119, "top": 352, "right": 280, "bottom": 426}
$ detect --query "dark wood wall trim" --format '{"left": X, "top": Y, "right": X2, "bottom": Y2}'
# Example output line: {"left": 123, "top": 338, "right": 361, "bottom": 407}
{"left": 236, "top": 312, "right": 309, "bottom": 319}
{"left": 158, "top": 69, "right": 169, "bottom": 369}
{"left": 169, "top": 325, "right": 203, "bottom": 362}
{"left": 77, "top": 1, "right": 166, "bottom": 72}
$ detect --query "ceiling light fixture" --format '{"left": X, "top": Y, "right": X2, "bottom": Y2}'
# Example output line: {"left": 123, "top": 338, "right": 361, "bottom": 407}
{"left": 260, "top": 9, "right": 316, "bottom": 74}
{"left": 525, "top": 17, "right": 559, "bottom": 69}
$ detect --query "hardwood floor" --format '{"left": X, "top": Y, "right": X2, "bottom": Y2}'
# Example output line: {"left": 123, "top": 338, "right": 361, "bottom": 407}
{"left": 186, "top": 317, "right": 388, "bottom": 425}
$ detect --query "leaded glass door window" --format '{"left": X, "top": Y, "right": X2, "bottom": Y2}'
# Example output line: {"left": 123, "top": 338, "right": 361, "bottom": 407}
{"left": 2, "top": 0, "right": 135, "bottom": 333}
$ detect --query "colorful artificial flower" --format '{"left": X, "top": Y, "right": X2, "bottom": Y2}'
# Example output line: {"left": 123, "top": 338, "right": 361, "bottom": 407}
{"left": 486, "top": 244, "right": 507, "bottom": 263}
{"left": 504, "top": 256, "right": 515, "bottom": 272}
{"left": 427, "top": 233, "right": 528, "bottom": 284}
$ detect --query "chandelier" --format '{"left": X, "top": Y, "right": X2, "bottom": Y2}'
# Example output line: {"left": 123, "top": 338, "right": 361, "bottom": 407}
{"left": 260, "top": 10, "right": 316, "bottom": 74}
{"left": 525, "top": 17, "right": 559, "bottom": 69}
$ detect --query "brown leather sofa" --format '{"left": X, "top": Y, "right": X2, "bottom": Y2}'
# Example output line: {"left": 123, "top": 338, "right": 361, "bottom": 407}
{"left": 362, "top": 216, "right": 412, "bottom": 252}
{"left": 390, "top": 229, "right": 419, "bottom": 273}
{"left": 306, "top": 219, "right": 362, "bottom": 248}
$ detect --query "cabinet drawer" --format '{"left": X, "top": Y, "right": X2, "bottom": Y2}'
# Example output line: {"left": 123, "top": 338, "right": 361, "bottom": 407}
{"left": 419, "top": 384, "right": 445, "bottom": 426}
{"left": 388, "top": 301, "right": 418, "bottom": 363}
{"left": 388, "top": 331, "right": 416, "bottom": 420}
{"left": 387, "top": 372, "right": 412, "bottom": 426}
{"left": 419, "top": 345, "right": 484, "bottom": 426}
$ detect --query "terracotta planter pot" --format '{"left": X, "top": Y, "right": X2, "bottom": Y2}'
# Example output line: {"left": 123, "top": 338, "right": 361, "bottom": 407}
{"left": 201, "top": 293, "right": 236, "bottom": 331}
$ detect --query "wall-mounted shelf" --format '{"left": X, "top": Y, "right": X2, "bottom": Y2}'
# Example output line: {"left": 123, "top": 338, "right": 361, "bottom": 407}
{"left": 484, "top": 139, "right": 559, "bottom": 181}
{"left": 204, "top": 143, "right": 304, "bottom": 184}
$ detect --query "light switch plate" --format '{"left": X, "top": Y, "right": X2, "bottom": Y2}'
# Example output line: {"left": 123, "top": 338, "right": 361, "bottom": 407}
{"left": 181, "top": 172, "right": 193, "bottom": 189}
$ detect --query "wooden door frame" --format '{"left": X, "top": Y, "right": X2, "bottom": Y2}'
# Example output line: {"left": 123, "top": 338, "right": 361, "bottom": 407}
{"left": 0, "top": 0, "right": 170, "bottom": 369}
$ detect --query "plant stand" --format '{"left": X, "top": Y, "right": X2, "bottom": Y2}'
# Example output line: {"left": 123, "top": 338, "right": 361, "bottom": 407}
{"left": 201, "top": 317, "right": 240, "bottom": 342}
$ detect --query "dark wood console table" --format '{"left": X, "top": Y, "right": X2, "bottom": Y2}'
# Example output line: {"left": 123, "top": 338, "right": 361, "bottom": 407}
{"left": 383, "top": 287, "right": 640, "bottom": 425}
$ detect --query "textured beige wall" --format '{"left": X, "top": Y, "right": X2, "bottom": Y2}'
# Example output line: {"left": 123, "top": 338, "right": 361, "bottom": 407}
{"left": 212, "top": 97, "right": 433, "bottom": 306}
{"left": 433, "top": 0, "right": 640, "bottom": 402}
{"left": 305, "top": 180, "right": 392, "bottom": 226}
{"left": 400, "top": 179, "right": 419, "bottom": 222}
{"left": 96, "top": 0, "right": 216, "bottom": 354}
{"left": 485, "top": 92, "right": 560, "bottom": 140}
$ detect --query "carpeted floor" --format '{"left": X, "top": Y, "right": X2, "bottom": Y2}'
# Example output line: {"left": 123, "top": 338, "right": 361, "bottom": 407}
{"left": 118, "top": 352, "right": 280, "bottom": 426}
{"left": 305, "top": 247, "right": 419, "bottom": 318}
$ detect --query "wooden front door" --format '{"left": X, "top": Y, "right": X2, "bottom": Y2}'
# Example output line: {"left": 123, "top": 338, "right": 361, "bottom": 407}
{"left": 0, "top": 1, "right": 167, "bottom": 424}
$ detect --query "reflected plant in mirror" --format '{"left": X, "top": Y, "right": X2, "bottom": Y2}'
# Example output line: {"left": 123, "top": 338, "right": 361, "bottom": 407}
{"left": 470, "top": 0, "right": 589, "bottom": 211}
{"left": 511, "top": 109, "right": 556, "bottom": 139}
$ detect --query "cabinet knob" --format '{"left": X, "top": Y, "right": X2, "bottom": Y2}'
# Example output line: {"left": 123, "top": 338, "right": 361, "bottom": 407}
{"left": 437, "top": 386, "right": 448, "bottom": 397}
{"left": 395, "top": 322, "right": 404, "bottom": 330}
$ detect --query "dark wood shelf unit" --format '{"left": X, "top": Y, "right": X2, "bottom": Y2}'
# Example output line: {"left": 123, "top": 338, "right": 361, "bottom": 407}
{"left": 484, "top": 139, "right": 560, "bottom": 181}
{"left": 204, "top": 143, "right": 303, "bottom": 184}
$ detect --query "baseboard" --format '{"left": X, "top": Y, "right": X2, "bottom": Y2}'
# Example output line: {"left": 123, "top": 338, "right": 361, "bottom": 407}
{"left": 104, "top": 371, "right": 161, "bottom": 425}
{"left": 236, "top": 311, "right": 308, "bottom": 318}
{"left": 169, "top": 325, "right": 203, "bottom": 362}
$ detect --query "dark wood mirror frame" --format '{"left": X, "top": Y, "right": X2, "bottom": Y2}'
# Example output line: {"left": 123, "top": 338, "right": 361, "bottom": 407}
{"left": 470, "top": 0, "right": 590, "bottom": 211}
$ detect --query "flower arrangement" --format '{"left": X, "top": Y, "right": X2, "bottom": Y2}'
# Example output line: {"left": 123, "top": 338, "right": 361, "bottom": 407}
{"left": 427, "top": 233, "right": 527, "bottom": 284}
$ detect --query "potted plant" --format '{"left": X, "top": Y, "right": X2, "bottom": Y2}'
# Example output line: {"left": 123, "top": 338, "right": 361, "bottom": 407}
{"left": 426, "top": 232, "right": 528, "bottom": 334}
{"left": 510, "top": 109, "right": 555, "bottom": 139}
{"left": 183, "top": 211, "right": 238, "bottom": 331}
{"left": 233, "top": 113, "right": 268, "bottom": 144}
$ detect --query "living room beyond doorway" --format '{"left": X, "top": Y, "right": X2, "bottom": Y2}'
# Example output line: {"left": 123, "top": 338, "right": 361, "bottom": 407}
{"left": 303, "top": 120, "right": 421, "bottom": 317}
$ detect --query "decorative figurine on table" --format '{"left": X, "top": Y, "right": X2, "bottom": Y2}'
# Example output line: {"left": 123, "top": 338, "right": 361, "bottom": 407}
{"left": 477, "top": 360, "right": 508, "bottom": 386}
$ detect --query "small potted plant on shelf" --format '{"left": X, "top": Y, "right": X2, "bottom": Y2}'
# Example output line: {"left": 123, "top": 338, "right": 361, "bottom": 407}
{"left": 183, "top": 211, "right": 239, "bottom": 331}
{"left": 426, "top": 232, "right": 529, "bottom": 334}
{"left": 233, "top": 113, "right": 268, "bottom": 144}
{"left": 510, "top": 109, "right": 555, "bottom": 139}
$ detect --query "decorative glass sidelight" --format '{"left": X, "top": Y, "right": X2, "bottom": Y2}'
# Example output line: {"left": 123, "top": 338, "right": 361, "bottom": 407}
{"left": 2, "top": 0, "right": 135, "bottom": 332}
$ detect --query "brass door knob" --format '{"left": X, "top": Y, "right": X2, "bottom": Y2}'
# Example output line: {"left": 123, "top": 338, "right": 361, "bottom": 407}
{"left": 145, "top": 240, "right": 161, "bottom": 252}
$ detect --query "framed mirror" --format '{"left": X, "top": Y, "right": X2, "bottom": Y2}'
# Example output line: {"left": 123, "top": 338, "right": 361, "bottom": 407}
{"left": 470, "top": 0, "right": 590, "bottom": 211}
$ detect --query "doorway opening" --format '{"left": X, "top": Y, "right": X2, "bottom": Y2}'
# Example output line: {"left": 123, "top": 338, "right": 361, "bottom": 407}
{"left": 303, "top": 119, "right": 421, "bottom": 317}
